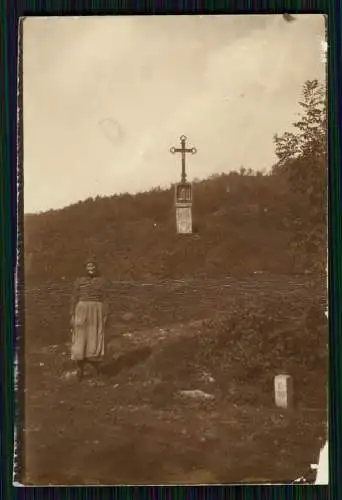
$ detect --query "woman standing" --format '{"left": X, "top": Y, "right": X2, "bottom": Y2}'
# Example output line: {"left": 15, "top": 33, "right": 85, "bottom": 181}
{"left": 70, "top": 256, "right": 109, "bottom": 381}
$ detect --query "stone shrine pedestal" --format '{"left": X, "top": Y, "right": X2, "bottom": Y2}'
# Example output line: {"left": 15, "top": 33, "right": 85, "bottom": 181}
{"left": 175, "top": 202, "right": 192, "bottom": 234}
{"left": 175, "top": 182, "right": 193, "bottom": 234}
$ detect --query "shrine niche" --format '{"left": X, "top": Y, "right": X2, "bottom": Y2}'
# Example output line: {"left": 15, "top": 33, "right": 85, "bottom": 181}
{"left": 175, "top": 182, "right": 192, "bottom": 205}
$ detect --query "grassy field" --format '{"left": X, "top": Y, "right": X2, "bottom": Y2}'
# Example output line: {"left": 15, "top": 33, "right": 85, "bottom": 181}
{"left": 21, "top": 275, "right": 327, "bottom": 485}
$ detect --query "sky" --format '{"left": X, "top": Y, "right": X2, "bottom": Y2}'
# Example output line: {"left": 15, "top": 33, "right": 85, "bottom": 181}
{"left": 23, "top": 14, "right": 326, "bottom": 214}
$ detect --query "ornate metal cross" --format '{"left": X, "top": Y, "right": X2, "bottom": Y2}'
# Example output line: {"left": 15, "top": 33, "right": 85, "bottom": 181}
{"left": 170, "top": 135, "right": 197, "bottom": 183}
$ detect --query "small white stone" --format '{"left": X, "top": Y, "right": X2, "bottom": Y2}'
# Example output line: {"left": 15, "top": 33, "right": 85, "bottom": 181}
{"left": 179, "top": 389, "right": 215, "bottom": 401}
{"left": 62, "top": 370, "right": 77, "bottom": 379}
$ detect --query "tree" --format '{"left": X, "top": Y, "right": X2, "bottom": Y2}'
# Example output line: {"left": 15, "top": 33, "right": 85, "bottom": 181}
{"left": 273, "top": 79, "right": 327, "bottom": 274}
{"left": 273, "top": 79, "right": 326, "bottom": 167}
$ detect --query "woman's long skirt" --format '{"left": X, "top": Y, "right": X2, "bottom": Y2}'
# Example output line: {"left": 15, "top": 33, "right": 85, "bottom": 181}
{"left": 71, "top": 301, "right": 105, "bottom": 361}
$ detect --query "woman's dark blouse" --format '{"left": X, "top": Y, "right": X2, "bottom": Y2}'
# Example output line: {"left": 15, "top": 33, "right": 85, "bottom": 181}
{"left": 70, "top": 276, "right": 109, "bottom": 316}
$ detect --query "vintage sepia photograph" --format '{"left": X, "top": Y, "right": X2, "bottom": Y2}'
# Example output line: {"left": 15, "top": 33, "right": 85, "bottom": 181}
{"left": 20, "top": 14, "right": 328, "bottom": 485}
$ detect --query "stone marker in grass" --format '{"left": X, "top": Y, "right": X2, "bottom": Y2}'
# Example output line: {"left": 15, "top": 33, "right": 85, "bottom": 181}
{"left": 274, "top": 374, "right": 293, "bottom": 409}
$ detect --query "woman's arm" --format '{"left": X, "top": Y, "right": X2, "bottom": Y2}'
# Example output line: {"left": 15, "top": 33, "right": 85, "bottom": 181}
{"left": 102, "top": 277, "right": 110, "bottom": 323}
{"left": 70, "top": 278, "right": 80, "bottom": 318}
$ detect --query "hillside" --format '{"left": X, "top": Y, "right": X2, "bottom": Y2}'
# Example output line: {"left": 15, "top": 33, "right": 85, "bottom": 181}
{"left": 24, "top": 171, "right": 313, "bottom": 284}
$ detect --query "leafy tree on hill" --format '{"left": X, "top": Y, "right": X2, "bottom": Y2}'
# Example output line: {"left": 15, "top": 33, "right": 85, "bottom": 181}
{"left": 274, "top": 79, "right": 326, "bottom": 166}
{"left": 272, "top": 79, "right": 327, "bottom": 274}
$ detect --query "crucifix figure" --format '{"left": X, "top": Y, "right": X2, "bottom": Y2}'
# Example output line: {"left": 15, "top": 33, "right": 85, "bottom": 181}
{"left": 170, "top": 135, "right": 197, "bottom": 183}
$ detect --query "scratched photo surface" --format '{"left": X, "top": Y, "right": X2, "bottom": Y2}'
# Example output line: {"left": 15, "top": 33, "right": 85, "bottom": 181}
{"left": 22, "top": 15, "right": 327, "bottom": 485}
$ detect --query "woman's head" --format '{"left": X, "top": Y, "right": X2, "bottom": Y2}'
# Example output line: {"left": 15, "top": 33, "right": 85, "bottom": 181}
{"left": 85, "top": 256, "right": 98, "bottom": 276}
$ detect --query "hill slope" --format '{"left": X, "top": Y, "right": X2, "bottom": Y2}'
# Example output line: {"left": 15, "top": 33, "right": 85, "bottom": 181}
{"left": 24, "top": 172, "right": 307, "bottom": 283}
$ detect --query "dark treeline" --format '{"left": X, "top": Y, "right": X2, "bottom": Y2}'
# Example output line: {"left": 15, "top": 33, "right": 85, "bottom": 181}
{"left": 24, "top": 80, "right": 326, "bottom": 284}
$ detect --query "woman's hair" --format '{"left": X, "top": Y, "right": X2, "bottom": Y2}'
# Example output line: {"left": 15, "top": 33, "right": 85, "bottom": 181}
{"left": 85, "top": 256, "right": 100, "bottom": 275}
{"left": 85, "top": 255, "right": 97, "bottom": 266}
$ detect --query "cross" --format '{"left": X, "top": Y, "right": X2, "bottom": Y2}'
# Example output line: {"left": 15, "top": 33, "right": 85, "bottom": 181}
{"left": 170, "top": 135, "right": 197, "bottom": 183}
